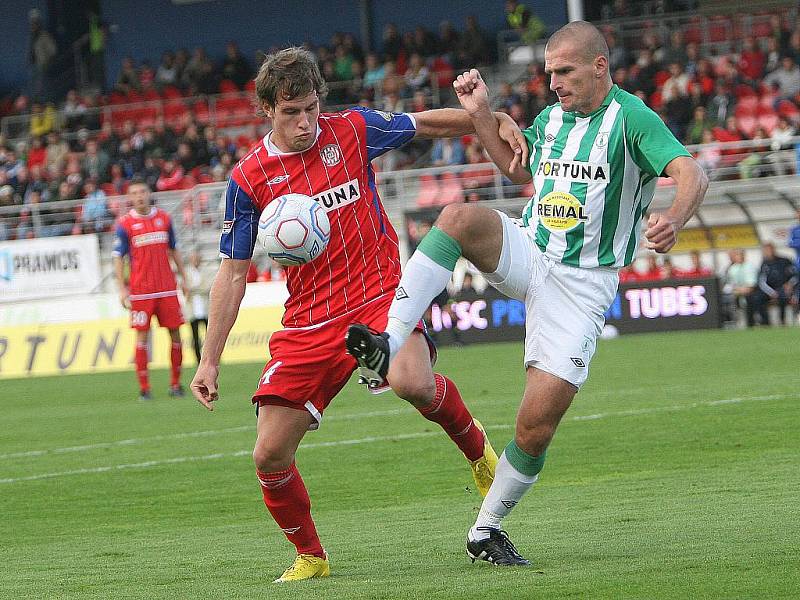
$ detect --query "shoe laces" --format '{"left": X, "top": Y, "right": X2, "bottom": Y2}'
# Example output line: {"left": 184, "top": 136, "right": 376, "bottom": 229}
{"left": 283, "top": 554, "right": 316, "bottom": 576}
{"left": 477, "top": 527, "right": 525, "bottom": 560}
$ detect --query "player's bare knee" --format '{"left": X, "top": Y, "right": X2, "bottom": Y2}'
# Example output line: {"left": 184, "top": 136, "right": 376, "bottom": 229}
{"left": 252, "top": 440, "right": 293, "bottom": 472}
{"left": 392, "top": 377, "right": 435, "bottom": 407}
{"left": 436, "top": 204, "right": 474, "bottom": 242}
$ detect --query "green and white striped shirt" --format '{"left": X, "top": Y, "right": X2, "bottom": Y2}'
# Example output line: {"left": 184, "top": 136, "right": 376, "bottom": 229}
{"left": 521, "top": 85, "right": 690, "bottom": 268}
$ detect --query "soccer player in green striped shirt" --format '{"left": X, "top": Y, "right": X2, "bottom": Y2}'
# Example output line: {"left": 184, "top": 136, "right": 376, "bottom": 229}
{"left": 347, "top": 20, "right": 708, "bottom": 565}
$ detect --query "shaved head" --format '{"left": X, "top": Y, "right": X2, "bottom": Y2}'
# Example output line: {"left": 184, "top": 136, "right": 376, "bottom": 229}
{"left": 547, "top": 20, "right": 609, "bottom": 64}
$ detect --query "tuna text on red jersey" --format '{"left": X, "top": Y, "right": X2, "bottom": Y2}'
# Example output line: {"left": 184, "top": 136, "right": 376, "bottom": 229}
{"left": 220, "top": 107, "right": 417, "bottom": 328}
{"left": 113, "top": 207, "right": 178, "bottom": 299}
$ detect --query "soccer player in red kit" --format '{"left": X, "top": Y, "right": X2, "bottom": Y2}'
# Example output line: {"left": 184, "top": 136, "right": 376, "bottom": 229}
{"left": 190, "top": 47, "right": 524, "bottom": 582}
{"left": 114, "top": 178, "right": 189, "bottom": 400}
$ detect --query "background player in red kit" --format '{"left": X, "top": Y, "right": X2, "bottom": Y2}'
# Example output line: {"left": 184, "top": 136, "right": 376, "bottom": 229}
{"left": 189, "top": 47, "right": 524, "bottom": 582}
{"left": 114, "top": 178, "right": 189, "bottom": 400}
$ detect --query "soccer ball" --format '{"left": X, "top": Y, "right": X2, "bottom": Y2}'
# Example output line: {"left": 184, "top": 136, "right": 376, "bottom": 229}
{"left": 257, "top": 194, "right": 331, "bottom": 266}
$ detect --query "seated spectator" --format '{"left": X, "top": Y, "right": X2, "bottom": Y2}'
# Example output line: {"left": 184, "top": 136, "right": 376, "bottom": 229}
{"left": 82, "top": 139, "right": 110, "bottom": 183}
{"left": 45, "top": 131, "right": 69, "bottom": 173}
{"left": 766, "top": 116, "right": 796, "bottom": 176}
{"left": 155, "top": 51, "right": 177, "bottom": 88}
{"left": 738, "top": 37, "right": 766, "bottom": 85}
{"left": 457, "top": 15, "right": 489, "bottom": 69}
{"left": 751, "top": 242, "right": 797, "bottom": 325}
{"left": 404, "top": 53, "right": 430, "bottom": 96}
{"left": 62, "top": 90, "right": 87, "bottom": 130}
{"left": 29, "top": 103, "right": 56, "bottom": 137}
{"left": 493, "top": 81, "right": 521, "bottom": 112}
{"left": 662, "top": 30, "right": 688, "bottom": 68}
{"left": 695, "top": 133, "right": 721, "bottom": 179}
{"left": 738, "top": 127, "right": 769, "bottom": 179}
{"left": 221, "top": 42, "right": 252, "bottom": 88}
{"left": 723, "top": 248, "right": 758, "bottom": 326}
{"left": 706, "top": 81, "right": 735, "bottom": 125}
{"left": 685, "top": 106, "right": 712, "bottom": 146}
{"left": 764, "top": 56, "right": 800, "bottom": 101}
{"left": 78, "top": 179, "right": 111, "bottom": 233}
{"left": 431, "top": 137, "right": 466, "bottom": 167}
{"left": 27, "top": 137, "right": 47, "bottom": 170}
{"left": 363, "top": 53, "right": 385, "bottom": 94}
{"left": 155, "top": 157, "right": 185, "bottom": 191}
{"left": 679, "top": 250, "right": 714, "bottom": 279}
{"left": 115, "top": 57, "right": 141, "bottom": 94}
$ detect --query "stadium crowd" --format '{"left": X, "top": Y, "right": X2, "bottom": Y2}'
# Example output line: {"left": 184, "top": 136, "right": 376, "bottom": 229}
{"left": 2, "top": 6, "right": 800, "bottom": 246}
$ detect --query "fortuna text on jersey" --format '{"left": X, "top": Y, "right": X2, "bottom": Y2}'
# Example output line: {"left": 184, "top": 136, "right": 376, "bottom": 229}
{"left": 312, "top": 178, "right": 360, "bottom": 212}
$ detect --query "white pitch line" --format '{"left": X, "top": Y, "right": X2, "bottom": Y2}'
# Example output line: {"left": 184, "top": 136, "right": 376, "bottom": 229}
{"left": 0, "top": 393, "right": 793, "bottom": 485}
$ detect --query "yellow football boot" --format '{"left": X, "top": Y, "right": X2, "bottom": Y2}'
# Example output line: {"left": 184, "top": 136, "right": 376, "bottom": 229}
{"left": 470, "top": 419, "right": 498, "bottom": 497}
{"left": 273, "top": 553, "right": 330, "bottom": 583}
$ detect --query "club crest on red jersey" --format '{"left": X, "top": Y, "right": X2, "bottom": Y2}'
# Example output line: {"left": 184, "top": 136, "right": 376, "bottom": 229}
{"left": 320, "top": 144, "right": 341, "bottom": 167}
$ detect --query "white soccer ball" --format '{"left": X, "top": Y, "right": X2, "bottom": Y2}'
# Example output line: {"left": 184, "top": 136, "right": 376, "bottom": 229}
{"left": 257, "top": 193, "right": 331, "bottom": 266}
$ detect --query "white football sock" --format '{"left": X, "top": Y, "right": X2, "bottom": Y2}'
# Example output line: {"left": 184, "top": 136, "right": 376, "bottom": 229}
{"left": 469, "top": 452, "right": 539, "bottom": 541}
{"left": 385, "top": 252, "right": 453, "bottom": 359}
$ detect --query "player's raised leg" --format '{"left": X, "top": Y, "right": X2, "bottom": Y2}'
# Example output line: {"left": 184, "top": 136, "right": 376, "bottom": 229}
{"left": 347, "top": 204, "right": 504, "bottom": 384}
{"left": 467, "top": 368, "right": 575, "bottom": 566}
{"left": 253, "top": 403, "right": 329, "bottom": 583}
{"left": 387, "top": 332, "right": 498, "bottom": 496}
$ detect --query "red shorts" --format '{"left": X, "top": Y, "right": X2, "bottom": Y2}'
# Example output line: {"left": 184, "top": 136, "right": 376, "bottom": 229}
{"left": 130, "top": 294, "right": 185, "bottom": 330}
{"left": 254, "top": 293, "right": 433, "bottom": 428}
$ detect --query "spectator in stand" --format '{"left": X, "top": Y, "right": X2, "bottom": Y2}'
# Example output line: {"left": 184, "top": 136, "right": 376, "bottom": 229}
{"left": 458, "top": 15, "right": 490, "bottom": 68}
{"left": 765, "top": 37, "right": 781, "bottom": 75}
{"left": 156, "top": 157, "right": 185, "bottom": 191}
{"left": 363, "top": 53, "right": 385, "bottom": 93}
{"left": 152, "top": 117, "right": 178, "bottom": 156}
{"left": 82, "top": 139, "right": 110, "bottom": 183}
{"left": 618, "top": 264, "right": 639, "bottom": 283}
{"left": 764, "top": 56, "right": 800, "bottom": 101}
{"left": 723, "top": 248, "right": 758, "bottom": 326}
{"left": 788, "top": 208, "right": 800, "bottom": 270}
{"left": 738, "top": 37, "right": 766, "bottom": 85}
{"left": 752, "top": 242, "right": 797, "bottom": 325}
{"left": 404, "top": 53, "right": 430, "bottom": 96}
{"left": 661, "top": 256, "right": 677, "bottom": 279}
{"left": 141, "top": 156, "right": 162, "bottom": 190}
{"left": 504, "top": 0, "right": 545, "bottom": 45}
{"left": 633, "top": 48, "right": 658, "bottom": 98}
{"left": 334, "top": 44, "right": 354, "bottom": 81}
{"left": 28, "top": 9, "right": 57, "bottom": 101}
{"left": 116, "top": 139, "right": 142, "bottom": 179}
{"left": 174, "top": 48, "right": 190, "bottom": 88}
{"left": 431, "top": 137, "right": 466, "bottom": 167}
{"left": 605, "top": 31, "right": 629, "bottom": 72}
{"left": 662, "top": 30, "right": 688, "bottom": 67}
{"left": 493, "top": 81, "right": 521, "bottom": 111}
{"left": 412, "top": 26, "right": 438, "bottom": 59}
{"left": 0, "top": 185, "right": 13, "bottom": 209}
{"left": 29, "top": 103, "right": 56, "bottom": 137}
{"left": 176, "top": 141, "right": 198, "bottom": 173}
{"left": 768, "top": 14, "right": 791, "bottom": 53}
{"left": 139, "top": 60, "right": 156, "bottom": 92}
{"left": 78, "top": 179, "right": 111, "bottom": 233}
{"left": 382, "top": 23, "right": 402, "bottom": 60}
{"left": 685, "top": 106, "right": 712, "bottom": 146}
{"left": 438, "top": 21, "right": 460, "bottom": 63}
{"left": 662, "top": 62, "right": 691, "bottom": 139}
{"left": 706, "top": 80, "right": 735, "bottom": 125}
{"left": 27, "top": 137, "right": 47, "bottom": 170}
{"left": 155, "top": 51, "right": 178, "bottom": 89}
{"left": 766, "top": 116, "right": 796, "bottom": 176}
{"left": 693, "top": 59, "right": 716, "bottom": 100}
{"left": 115, "top": 57, "right": 141, "bottom": 94}
{"left": 696, "top": 129, "right": 721, "bottom": 177}
{"left": 713, "top": 115, "right": 743, "bottom": 146}
{"left": 787, "top": 31, "right": 800, "bottom": 66}
{"left": 222, "top": 42, "right": 252, "bottom": 88}
{"left": 258, "top": 258, "right": 287, "bottom": 282}
{"left": 62, "top": 90, "right": 87, "bottom": 130}
{"left": 684, "top": 42, "right": 701, "bottom": 77}
{"left": 739, "top": 127, "right": 769, "bottom": 179}
{"left": 45, "top": 131, "right": 69, "bottom": 173}
{"left": 680, "top": 250, "right": 714, "bottom": 279}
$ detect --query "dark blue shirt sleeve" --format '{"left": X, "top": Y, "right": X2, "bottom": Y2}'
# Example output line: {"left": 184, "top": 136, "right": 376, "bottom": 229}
{"left": 112, "top": 224, "right": 129, "bottom": 257}
{"left": 219, "top": 178, "right": 260, "bottom": 259}
{"left": 167, "top": 223, "right": 176, "bottom": 249}
{"left": 352, "top": 107, "right": 417, "bottom": 161}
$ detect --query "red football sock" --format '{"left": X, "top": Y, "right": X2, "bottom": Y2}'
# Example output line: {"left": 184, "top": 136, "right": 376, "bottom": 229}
{"left": 256, "top": 464, "right": 325, "bottom": 558}
{"left": 170, "top": 342, "right": 182, "bottom": 387}
{"left": 135, "top": 342, "right": 149, "bottom": 392}
{"left": 417, "top": 374, "right": 485, "bottom": 462}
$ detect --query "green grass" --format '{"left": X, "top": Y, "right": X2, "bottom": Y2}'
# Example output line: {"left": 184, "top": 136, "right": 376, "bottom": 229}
{"left": 2, "top": 327, "right": 799, "bottom": 599}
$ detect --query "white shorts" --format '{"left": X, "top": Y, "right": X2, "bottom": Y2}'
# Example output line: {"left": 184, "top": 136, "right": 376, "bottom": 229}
{"left": 482, "top": 211, "right": 619, "bottom": 388}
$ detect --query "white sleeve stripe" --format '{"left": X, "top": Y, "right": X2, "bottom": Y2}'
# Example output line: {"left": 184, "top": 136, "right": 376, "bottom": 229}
{"left": 364, "top": 125, "right": 416, "bottom": 133}
{"left": 405, "top": 113, "right": 416, "bottom": 128}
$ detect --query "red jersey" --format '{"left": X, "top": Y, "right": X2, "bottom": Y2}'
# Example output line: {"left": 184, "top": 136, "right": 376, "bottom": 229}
{"left": 220, "top": 107, "right": 417, "bottom": 328}
{"left": 113, "top": 207, "right": 178, "bottom": 299}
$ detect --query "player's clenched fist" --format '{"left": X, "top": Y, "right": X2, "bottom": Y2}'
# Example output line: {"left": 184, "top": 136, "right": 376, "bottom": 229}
{"left": 644, "top": 213, "right": 680, "bottom": 254}
{"left": 453, "top": 69, "right": 490, "bottom": 116}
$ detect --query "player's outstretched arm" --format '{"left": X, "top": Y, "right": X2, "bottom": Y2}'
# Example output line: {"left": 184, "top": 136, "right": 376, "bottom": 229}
{"left": 453, "top": 69, "right": 532, "bottom": 184}
{"left": 645, "top": 156, "right": 708, "bottom": 254}
{"left": 190, "top": 258, "right": 250, "bottom": 411}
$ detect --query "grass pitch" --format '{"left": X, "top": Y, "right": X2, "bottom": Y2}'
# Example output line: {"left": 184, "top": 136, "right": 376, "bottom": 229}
{"left": 2, "top": 327, "right": 799, "bottom": 599}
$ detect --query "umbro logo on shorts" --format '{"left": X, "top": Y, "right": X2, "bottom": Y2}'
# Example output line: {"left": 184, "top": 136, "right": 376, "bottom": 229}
{"left": 570, "top": 357, "right": 586, "bottom": 368}
{"left": 395, "top": 287, "right": 409, "bottom": 300}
